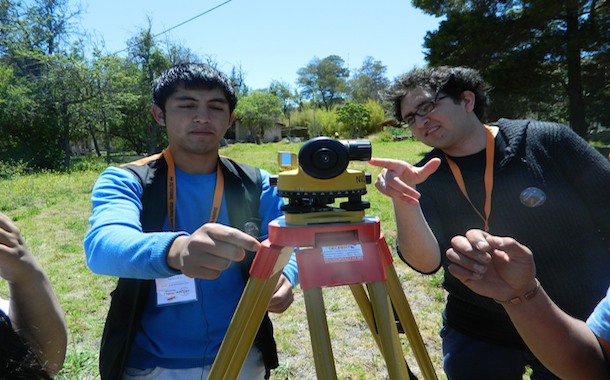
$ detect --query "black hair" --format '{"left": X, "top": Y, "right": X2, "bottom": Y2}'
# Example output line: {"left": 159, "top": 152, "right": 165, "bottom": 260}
{"left": 151, "top": 63, "right": 238, "bottom": 113}
{"left": 384, "top": 66, "right": 491, "bottom": 122}
{"left": 0, "top": 311, "right": 52, "bottom": 379}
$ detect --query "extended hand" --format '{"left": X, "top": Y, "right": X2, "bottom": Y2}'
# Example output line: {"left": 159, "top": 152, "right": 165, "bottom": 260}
{"left": 368, "top": 157, "right": 441, "bottom": 205}
{"left": 168, "top": 223, "right": 260, "bottom": 279}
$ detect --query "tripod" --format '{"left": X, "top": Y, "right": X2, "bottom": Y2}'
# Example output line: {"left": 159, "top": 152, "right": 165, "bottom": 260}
{"left": 208, "top": 215, "right": 438, "bottom": 379}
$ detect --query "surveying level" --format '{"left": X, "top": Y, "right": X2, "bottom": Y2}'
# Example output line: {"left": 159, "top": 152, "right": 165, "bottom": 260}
{"left": 209, "top": 137, "right": 438, "bottom": 379}
{"left": 270, "top": 137, "right": 372, "bottom": 225}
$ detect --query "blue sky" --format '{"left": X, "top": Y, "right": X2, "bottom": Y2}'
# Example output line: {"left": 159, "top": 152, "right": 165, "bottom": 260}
{"left": 78, "top": 0, "right": 442, "bottom": 90}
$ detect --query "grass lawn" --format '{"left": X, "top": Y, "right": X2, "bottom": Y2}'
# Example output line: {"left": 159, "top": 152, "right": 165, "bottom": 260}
{"left": 0, "top": 137, "right": 446, "bottom": 379}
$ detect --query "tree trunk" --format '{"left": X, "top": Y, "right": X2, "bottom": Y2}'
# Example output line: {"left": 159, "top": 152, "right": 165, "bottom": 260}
{"left": 61, "top": 103, "right": 71, "bottom": 169}
{"left": 148, "top": 122, "right": 159, "bottom": 154}
{"left": 87, "top": 126, "right": 101, "bottom": 157}
{"left": 565, "top": 1, "right": 587, "bottom": 138}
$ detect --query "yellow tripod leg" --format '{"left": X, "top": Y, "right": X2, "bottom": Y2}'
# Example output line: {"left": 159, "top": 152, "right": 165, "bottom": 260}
{"left": 385, "top": 264, "right": 438, "bottom": 380}
{"left": 367, "top": 281, "right": 410, "bottom": 380}
{"left": 208, "top": 271, "right": 281, "bottom": 379}
{"left": 350, "top": 284, "right": 402, "bottom": 364}
{"left": 303, "top": 287, "right": 338, "bottom": 380}
{"left": 350, "top": 284, "right": 380, "bottom": 347}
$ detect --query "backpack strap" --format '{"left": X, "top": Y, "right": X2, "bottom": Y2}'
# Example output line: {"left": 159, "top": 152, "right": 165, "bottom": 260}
{"left": 219, "top": 156, "right": 262, "bottom": 276}
{"left": 219, "top": 157, "right": 279, "bottom": 375}
{"left": 122, "top": 153, "right": 168, "bottom": 231}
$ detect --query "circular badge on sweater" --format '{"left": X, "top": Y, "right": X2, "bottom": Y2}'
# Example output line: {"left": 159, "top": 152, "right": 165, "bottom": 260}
{"left": 519, "top": 187, "right": 546, "bottom": 207}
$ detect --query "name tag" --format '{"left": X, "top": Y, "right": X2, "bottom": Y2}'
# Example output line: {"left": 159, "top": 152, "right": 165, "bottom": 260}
{"left": 155, "top": 274, "right": 198, "bottom": 306}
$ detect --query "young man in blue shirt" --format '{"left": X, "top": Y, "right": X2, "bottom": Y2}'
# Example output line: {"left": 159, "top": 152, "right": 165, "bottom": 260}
{"left": 84, "top": 63, "right": 298, "bottom": 379}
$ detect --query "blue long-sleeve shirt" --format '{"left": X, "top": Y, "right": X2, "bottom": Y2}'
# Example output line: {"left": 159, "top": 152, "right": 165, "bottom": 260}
{"left": 587, "top": 286, "right": 610, "bottom": 344}
{"left": 84, "top": 165, "right": 298, "bottom": 369}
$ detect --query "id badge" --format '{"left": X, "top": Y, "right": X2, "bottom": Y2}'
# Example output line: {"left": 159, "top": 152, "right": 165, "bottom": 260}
{"left": 155, "top": 274, "right": 198, "bottom": 306}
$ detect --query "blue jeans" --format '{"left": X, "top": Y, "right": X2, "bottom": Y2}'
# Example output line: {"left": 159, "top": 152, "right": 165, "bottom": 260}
{"left": 122, "top": 347, "right": 265, "bottom": 380}
{"left": 441, "top": 325, "right": 560, "bottom": 380}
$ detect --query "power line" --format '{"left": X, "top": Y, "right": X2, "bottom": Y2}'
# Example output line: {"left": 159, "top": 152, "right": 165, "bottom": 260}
{"left": 112, "top": 0, "right": 232, "bottom": 55}
{"left": 152, "top": 0, "right": 232, "bottom": 39}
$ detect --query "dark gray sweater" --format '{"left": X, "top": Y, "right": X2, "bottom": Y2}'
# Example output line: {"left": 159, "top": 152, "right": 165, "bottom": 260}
{"left": 414, "top": 118, "right": 610, "bottom": 348}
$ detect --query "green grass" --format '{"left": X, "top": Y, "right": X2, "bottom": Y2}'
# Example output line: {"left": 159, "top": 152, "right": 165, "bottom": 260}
{"left": 0, "top": 138, "right": 448, "bottom": 379}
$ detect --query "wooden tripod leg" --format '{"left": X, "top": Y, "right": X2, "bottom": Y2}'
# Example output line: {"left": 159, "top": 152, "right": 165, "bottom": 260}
{"left": 303, "top": 287, "right": 338, "bottom": 380}
{"left": 351, "top": 284, "right": 403, "bottom": 362}
{"left": 367, "top": 281, "right": 410, "bottom": 380}
{"left": 385, "top": 264, "right": 438, "bottom": 380}
{"left": 208, "top": 271, "right": 281, "bottom": 379}
{"left": 350, "top": 284, "right": 380, "bottom": 348}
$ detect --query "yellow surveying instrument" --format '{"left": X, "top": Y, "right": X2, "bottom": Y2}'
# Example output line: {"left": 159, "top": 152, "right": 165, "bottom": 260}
{"left": 209, "top": 137, "right": 438, "bottom": 379}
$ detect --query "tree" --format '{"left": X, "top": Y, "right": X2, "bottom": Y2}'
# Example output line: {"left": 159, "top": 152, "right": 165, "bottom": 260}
{"left": 348, "top": 56, "right": 390, "bottom": 103}
{"left": 416, "top": 0, "right": 609, "bottom": 137}
{"left": 581, "top": 1, "right": 610, "bottom": 129}
{"left": 268, "top": 80, "right": 295, "bottom": 123}
{"left": 0, "top": 0, "right": 88, "bottom": 169}
{"left": 229, "top": 64, "right": 249, "bottom": 97}
{"left": 87, "top": 52, "right": 145, "bottom": 162}
{"left": 49, "top": 53, "right": 96, "bottom": 168}
{"left": 0, "top": 0, "right": 19, "bottom": 57}
{"left": 0, "top": 62, "right": 36, "bottom": 163}
{"left": 234, "top": 91, "right": 282, "bottom": 143}
{"left": 336, "top": 102, "right": 370, "bottom": 138}
{"left": 1, "top": 0, "right": 259, "bottom": 170}
{"left": 22, "top": 0, "right": 81, "bottom": 55}
{"left": 127, "top": 23, "right": 171, "bottom": 154}
{"left": 362, "top": 99, "right": 386, "bottom": 136}
{"left": 297, "top": 55, "right": 349, "bottom": 111}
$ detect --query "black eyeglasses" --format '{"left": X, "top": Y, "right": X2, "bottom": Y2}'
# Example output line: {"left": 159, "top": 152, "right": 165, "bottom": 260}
{"left": 401, "top": 94, "right": 449, "bottom": 128}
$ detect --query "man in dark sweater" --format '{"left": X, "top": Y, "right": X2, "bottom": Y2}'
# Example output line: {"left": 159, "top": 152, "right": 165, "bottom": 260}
{"left": 369, "top": 66, "right": 610, "bottom": 379}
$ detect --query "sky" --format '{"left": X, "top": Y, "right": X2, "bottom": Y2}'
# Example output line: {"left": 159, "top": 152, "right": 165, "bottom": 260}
{"left": 77, "top": 0, "right": 443, "bottom": 90}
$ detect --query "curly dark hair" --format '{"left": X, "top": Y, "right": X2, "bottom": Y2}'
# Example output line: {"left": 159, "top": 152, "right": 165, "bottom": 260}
{"left": 383, "top": 66, "right": 491, "bottom": 122}
{"left": 151, "top": 62, "right": 238, "bottom": 113}
{"left": 0, "top": 311, "right": 52, "bottom": 379}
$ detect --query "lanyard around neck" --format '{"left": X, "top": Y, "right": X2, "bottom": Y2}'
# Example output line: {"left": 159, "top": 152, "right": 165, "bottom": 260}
{"left": 162, "top": 147, "right": 224, "bottom": 230}
{"left": 445, "top": 125, "right": 495, "bottom": 231}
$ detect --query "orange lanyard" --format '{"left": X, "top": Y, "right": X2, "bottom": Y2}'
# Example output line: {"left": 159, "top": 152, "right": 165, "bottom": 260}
{"left": 162, "top": 147, "right": 224, "bottom": 230}
{"left": 445, "top": 125, "right": 495, "bottom": 231}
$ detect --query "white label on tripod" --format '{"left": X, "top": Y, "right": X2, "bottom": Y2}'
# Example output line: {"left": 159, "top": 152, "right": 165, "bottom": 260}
{"left": 322, "top": 244, "right": 364, "bottom": 263}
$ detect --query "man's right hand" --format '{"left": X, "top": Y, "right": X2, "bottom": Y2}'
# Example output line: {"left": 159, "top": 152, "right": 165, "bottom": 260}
{"left": 167, "top": 223, "right": 261, "bottom": 279}
{"left": 368, "top": 157, "right": 441, "bottom": 206}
